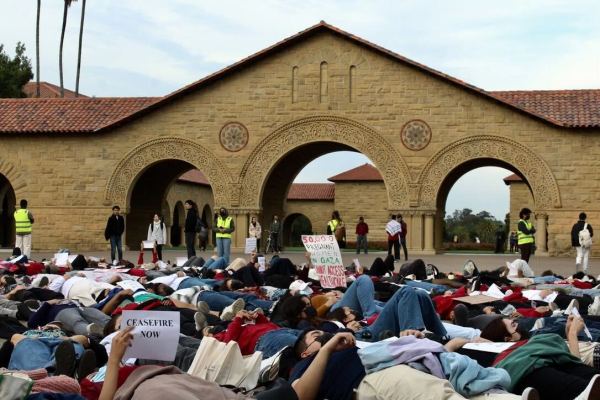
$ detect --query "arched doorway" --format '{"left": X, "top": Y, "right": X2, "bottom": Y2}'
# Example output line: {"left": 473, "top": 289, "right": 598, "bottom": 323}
{"left": 171, "top": 201, "right": 185, "bottom": 247}
{"left": 283, "top": 213, "right": 313, "bottom": 247}
{"left": 0, "top": 174, "right": 16, "bottom": 248}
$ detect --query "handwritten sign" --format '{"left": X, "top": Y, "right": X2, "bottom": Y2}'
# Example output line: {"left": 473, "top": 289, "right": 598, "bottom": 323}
{"left": 257, "top": 256, "right": 266, "bottom": 272}
{"left": 245, "top": 237, "right": 257, "bottom": 254}
{"left": 142, "top": 240, "right": 154, "bottom": 249}
{"left": 385, "top": 220, "right": 402, "bottom": 236}
{"left": 301, "top": 235, "right": 346, "bottom": 288}
{"left": 121, "top": 311, "right": 180, "bottom": 361}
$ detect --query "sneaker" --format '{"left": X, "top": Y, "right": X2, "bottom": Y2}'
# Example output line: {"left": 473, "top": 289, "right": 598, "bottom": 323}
{"left": 54, "top": 341, "right": 77, "bottom": 377}
{"left": 194, "top": 312, "right": 207, "bottom": 332}
{"left": 565, "top": 299, "right": 580, "bottom": 315}
{"left": 220, "top": 298, "right": 245, "bottom": 321}
{"left": 531, "top": 318, "right": 545, "bottom": 331}
{"left": 521, "top": 387, "right": 539, "bottom": 400}
{"left": 76, "top": 349, "right": 97, "bottom": 380}
{"left": 575, "top": 374, "right": 600, "bottom": 400}
{"left": 259, "top": 346, "right": 289, "bottom": 383}
{"left": 196, "top": 301, "right": 210, "bottom": 316}
{"left": 588, "top": 297, "right": 600, "bottom": 316}
{"left": 86, "top": 323, "right": 104, "bottom": 338}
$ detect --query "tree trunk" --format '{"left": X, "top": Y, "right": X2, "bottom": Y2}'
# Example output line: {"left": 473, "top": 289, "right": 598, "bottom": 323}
{"left": 35, "top": 0, "right": 41, "bottom": 97}
{"left": 59, "top": 1, "right": 69, "bottom": 98}
{"left": 75, "top": 0, "right": 86, "bottom": 97}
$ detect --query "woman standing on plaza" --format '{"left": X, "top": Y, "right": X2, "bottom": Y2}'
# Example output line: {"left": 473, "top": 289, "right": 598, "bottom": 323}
{"left": 248, "top": 216, "right": 262, "bottom": 252}
{"left": 147, "top": 213, "right": 167, "bottom": 260}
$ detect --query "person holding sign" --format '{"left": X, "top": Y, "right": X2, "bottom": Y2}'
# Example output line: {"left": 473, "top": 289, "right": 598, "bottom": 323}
{"left": 386, "top": 215, "right": 401, "bottom": 262}
{"left": 216, "top": 207, "right": 235, "bottom": 264}
{"left": 147, "top": 213, "right": 167, "bottom": 261}
{"left": 248, "top": 216, "right": 262, "bottom": 253}
{"left": 327, "top": 210, "right": 346, "bottom": 248}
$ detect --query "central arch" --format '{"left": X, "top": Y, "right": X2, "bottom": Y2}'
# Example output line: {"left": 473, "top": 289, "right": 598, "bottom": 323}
{"left": 238, "top": 116, "right": 410, "bottom": 209}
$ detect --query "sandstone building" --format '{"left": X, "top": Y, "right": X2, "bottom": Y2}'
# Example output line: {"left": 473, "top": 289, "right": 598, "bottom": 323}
{"left": 1, "top": 22, "right": 599, "bottom": 256}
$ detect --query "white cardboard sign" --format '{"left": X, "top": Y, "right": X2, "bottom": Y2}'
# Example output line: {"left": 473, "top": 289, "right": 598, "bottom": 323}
{"left": 245, "top": 237, "right": 257, "bottom": 254}
{"left": 176, "top": 257, "right": 188, "bottom": 267}
{"left": 121, "top": 311, "right": 180, "bottom": 361}
{"left": 257, "top": 256, "right": 266, "bottom": 272}
{"left": 301, "top": 235, "right": 346, "bottom": 288}
{"left": 54, "top": 253, "right": 69, "bottom": 266}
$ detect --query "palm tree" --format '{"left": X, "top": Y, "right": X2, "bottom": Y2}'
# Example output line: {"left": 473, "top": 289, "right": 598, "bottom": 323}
{"left": 59, "top": 0, "right": 75, "bottom": 97}
{"left": 35, "top": 0, "right": 41, "bottom": 97}
{"left": 75, "top": 0, "right": 86, "bottom": 97}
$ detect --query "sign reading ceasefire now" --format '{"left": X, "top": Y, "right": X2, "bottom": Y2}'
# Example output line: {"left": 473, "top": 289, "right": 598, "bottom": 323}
{"left": 121, "top": 310, "right": 180, "bottom": 361}
{"left": 301, "top": 235, "right": 346, "bottom": 288}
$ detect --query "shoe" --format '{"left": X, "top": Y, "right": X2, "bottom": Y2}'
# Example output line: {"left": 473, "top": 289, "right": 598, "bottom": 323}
{"left": 86, "top": 323, "right": 104, "bottom": 338}
{"left": 532, "top": 318, "right": 545, "bottom": 331}
{"left": 194, "top": 312, "right": 207, "bottom": 332}
{"left": 521, "top": 387, "right": 539, "bottom": 400}
{"left": 565, "top": 299, "right": 580, "bottom": 315}
{"left": 24, "top": 299, "right": 41, "bottom": 311}
{"left": 575, "top": 374, "right": 600, "bottom": 400}
{"left": 76, "top": 349, "right": 96, "bottom": 380}
{"left": 259, "top": 346, "right": 288, "bottom": 383}
{"left": 588, "top": 297, "right": 600, "bottom": 316}
{"left": 220, "top": 298, "right": 245, "bottom": 321}
{"left": 196, "top": 301, "right": 210, "bottom": 316}
{"left": 54, "top": 341, "right": 77, "bottom": 377}
{"left": 253, "top": 307, "right": 264, "bottom": 315}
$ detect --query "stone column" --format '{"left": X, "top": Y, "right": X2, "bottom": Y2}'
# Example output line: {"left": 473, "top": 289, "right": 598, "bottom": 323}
{"left": 423, "top": 212, "right": 435, "bottom": 254}
{"left": 535, "top": 212, "right": 548, "bottom": 255}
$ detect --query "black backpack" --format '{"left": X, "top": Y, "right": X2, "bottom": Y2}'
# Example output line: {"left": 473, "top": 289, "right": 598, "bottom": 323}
{"left": 195, "top": 218, "right": 203, "bottom": 233}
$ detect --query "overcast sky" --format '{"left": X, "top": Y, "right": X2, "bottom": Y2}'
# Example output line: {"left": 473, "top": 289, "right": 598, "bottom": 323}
{"left": 3, "top": 0, "right": 599, "bottom": 219}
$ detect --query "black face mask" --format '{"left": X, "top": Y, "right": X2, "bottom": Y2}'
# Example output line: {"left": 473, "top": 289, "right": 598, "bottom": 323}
{"left": 304, "top": 306, "right": 317, "bottom": 318}
{"left": 349, "top": 310, "right": 363, "bottom": 322}
{"left": 220, "top": 211, "right": 226, "bottom": 217}
{"left": 315, "top": 332, "right": 334, "bottom": 345}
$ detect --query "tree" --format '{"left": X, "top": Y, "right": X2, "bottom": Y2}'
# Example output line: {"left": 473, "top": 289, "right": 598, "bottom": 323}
{"left": 0, "top": 43, "right": 33, "bottom": 98}
{"left": 35, "top": 0, "right": 41, "bottom": 97}
{"left": 444, "top": 208, "right": 505, "bottom": 244}
{"left": 59, "top": 0, "right": 75, "bottom": 97}
{"left": 75, "top": 0, "right": 86, "bottom": 97}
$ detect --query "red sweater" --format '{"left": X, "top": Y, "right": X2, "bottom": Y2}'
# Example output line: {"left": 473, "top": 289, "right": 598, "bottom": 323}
{"left": 214, "top": 314, "right": 280, "bottom": 355}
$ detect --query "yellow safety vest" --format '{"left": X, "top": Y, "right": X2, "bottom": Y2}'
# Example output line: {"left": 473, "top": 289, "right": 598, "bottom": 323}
{"left": 328, "top": 219, "right": 339, "bottom": 234}
{"left": 14, "top": 209, "right": 32, "bottom": 234}
{"left": 216, "top": 216, "right": 233, "bottom": 239}
{"left": 517, "top": 219, "right": 535, "bottom": 245}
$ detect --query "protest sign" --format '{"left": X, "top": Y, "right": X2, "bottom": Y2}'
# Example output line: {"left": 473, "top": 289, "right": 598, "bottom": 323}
{"left": 117, "top": 280, "right": 145, "bottom": 292}
{"left": 142, "top": 240, "right": 154, "bottom": 249}
{"left": 121, "top": 310, "right": 180, "bottom": 361}
{"left": 245, "top": 237, "right": 257, "bottom": 254}
{"left": 257, "top": 256, "right": 266, "bottom": 272}
{"left": 54, "top": 253, "right": 69, "bottom": 266}
{"left": 176, "top": 257, "right": 188, "bottom": 267}
{"left": 301, "top": 235, "right": 346, "bottom": 288}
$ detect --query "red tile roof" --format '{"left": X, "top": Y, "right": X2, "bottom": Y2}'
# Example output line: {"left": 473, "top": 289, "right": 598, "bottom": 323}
{"left": 503, "top": 173, "right": 524, "bottom": 185}
{"left": 491, "top": 90, "right": 600, "bottom": 128}
{"left": 287, "top": 183, "right": 335, "bottom": 200}
{"left": 178, "top": 169, "right": 210, "bottom": 186}
{"left": 328, "top": 163, "right": 383, "bottom": 182}
{"left": 0, "top": 97, "right": 160, "bottom": 133}
{"left": 22, "top": 81, "right": 88, "bottom": 99}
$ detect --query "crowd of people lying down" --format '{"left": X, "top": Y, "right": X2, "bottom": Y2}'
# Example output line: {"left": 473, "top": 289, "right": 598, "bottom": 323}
{"left": 0, "top": 248, "right": 600, "bottom": 400}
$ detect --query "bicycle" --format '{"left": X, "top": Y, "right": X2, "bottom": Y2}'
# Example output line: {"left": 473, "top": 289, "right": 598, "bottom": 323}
{"left": 263, "top": 230, "right": 274, "bottom": 254}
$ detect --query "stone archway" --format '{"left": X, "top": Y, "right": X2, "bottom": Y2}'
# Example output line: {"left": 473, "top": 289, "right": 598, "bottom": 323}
{"left": 104, "top": 137, "right": 234, "bottom": 209}
{"left": 238, "top": 115, "right": 410, "bottom": 209}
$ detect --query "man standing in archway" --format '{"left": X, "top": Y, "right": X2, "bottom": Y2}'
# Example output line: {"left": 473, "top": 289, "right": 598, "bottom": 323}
{"left": 386, "top": 215, "right": 401, "bottom": 262}
{"left": 517, "top": 208, "right": 536, "bottom": 263}
{"left": 571, "top": 212, "right": 593, "bottom": 273}
{"left": 398, "top": 214, "right": 408, "bottom": 261}
{"left": 355, "top": 216, "right": 369, "bottom": 254}
{"left": 216, "top": 207, "right": 234, "bottom": 264}
{"left": 14, "top": 199, "right": 33, "bottom": 258}
{"left": 104, "top": 205, "right": 124, "bottom": 263}
{"left": 184, "top": 200, "right": 198, "bottom": 259}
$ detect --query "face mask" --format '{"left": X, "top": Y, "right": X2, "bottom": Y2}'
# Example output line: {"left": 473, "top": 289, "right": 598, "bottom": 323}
{"left": 220, "top": 211, "right": 226, "bottom": 217}
{"left": 315, "top": 332, "right": 334, "bottom": 345}
{"left": 299, "top": 288, "right": 313, "bottom": 296}
{"left": 304, "top": 306, "right": 317, "bottom": 318}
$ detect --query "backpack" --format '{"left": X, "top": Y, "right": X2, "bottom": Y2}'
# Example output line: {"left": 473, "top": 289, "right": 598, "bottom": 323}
{"left": 579, "top": 223, "right": 593, "bottom": 248}
{"left": 195, "top": 218, "right": 204, "bottom": 233}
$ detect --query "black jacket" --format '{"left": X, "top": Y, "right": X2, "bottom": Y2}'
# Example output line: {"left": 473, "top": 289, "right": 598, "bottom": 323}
{"left": 104, "top": 215, "right": 125, "bottom": 240}
{"left": 185, "top": 208, "right": 198, "bottom": 233}
{"left": 571, "top": 220, "right": 593, "bottom": 247}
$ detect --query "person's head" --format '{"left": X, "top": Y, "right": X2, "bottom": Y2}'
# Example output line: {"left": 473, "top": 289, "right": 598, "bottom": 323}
{"left": 147, "top": 282, "right": 174, "bottom": 297}
{"left": 251, "top": 216, "right": 257, "bottom": 224}
{"left": 390, "top": 214, "right": 396, "bottom": 220}
{"left": 273, "top": 215, "right": 279, "bottom": 221}
{"left": 326, "top": 307, "right": 362, "bottom": 325}
{"left": 184, "top": 200, "right": 193, "bottom": 210}
{"left": 294, "top": 329, "right": 335, "bottom": 359}
{"left": 221, "top": 278, "right": 244, "bottom": 291}
{"left": 579, "top": 212, "right": 587, "bottom": 221}
{"left": 219, "top": 207, "right": 228, "bottom": 217}
{"left": 153, "top": 214, "right": 162, "bottom": 222}
{"left": 358, "top": 216, "right": 364, "bottom": 222}
{"left": 519, "top": 208, "right": 532, "bottom": 220}
{"left": 480, "top": 318, "right": 530, "bottom": 342}
{"left": 281, "top": 295, "right": 314, "bottom": 327}
{"left": 397, "top": 214, "right": 403, "bottom": 221}
{"left": 19, "top": 199, "right": 27, "bottom": 209}
{"left": 112, "top": 205, "right": 120, "bottom": 215}
{"left": 0, "top": 275, "right": 16, "bottom": 288}
{"left": 332, "top": 210, "right": 340, "bottom": 220}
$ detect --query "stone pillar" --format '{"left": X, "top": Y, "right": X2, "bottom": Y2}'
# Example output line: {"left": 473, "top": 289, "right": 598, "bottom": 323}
{"left": 423, "top": 212, "right": 435, "bottom": 254}
{"left": 407, "top": 211, "right": 424, "bottom": 252}
{"left": 535, "top": 212, "right": 549, "bottom": 255}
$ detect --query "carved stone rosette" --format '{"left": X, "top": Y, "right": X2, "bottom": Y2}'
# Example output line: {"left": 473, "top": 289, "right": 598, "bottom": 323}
{"left": 219, "top": 122, "right": 249, "bottom": 152}
{"left": 401, "top": 119, "right": 432, "bottom": 151}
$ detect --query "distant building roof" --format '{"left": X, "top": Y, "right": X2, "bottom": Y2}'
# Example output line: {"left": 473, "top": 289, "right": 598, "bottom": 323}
{"left": 178, "top": 169, "right": 210, "bottom": 186}
{"left": 328, "top": 163, "right": 383, "bottom": 182}
{"left": 503, "top": 173, "right": 524, "bottom": 185}
{"left": 287, "top": 183, "right": 335, "bottom": 200}
{"left": 22, "top": 81, "right": 88, "bottom": 99}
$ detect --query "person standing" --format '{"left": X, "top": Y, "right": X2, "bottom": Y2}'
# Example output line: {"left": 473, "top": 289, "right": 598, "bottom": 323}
{"left": 147, "top": 213, "right": 167, "bottom": 261}
{"left": 216, "top": 207, "right": 235, "bottom": 264}
{"left": 509, "top": 231, "right": 518, "bottom": 252}
{"left": 327, "top": 210, "right": 346, "bottom": 248}
{"left": 270, "top": 215, "right": 281, "bottom": 253}
{"left": 104, "top": 205, "right": 124, "bottom": 263}
{"left": 197, "top": 219, "right": 209, "bottom": 252}
{"left": 14, "top": 199, "right": 34, "bottom": 258}
{"left": 355, "top": 216, "right": 369, "bottom": 254}
{"left": 398, "top": 214, "right": 408, "bottom": 261}
{"left": 184, "top": 200, "right": 198, "bottom": 259}
{"left": 517, "top": 208, "right": 536, "bottom": 263}
{"left": 248, "top": 216, "right": 262, "bottom": 252}
{"left": 571, "top": 212, "right": 593, "bottom": 273}
{"left": 494, "top": 224, "right": 506, "bottom": 254}
{"left": 386, "top": 215, "right": 401, "bottom": 262}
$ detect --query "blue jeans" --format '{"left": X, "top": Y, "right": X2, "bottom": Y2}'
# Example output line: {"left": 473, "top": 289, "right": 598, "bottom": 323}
{"left": 179, "top": 278, "right": 219, "bottom": 290}
{"left": 110, "top": 235, "right": 122, "bottom": 262}
{"left": 359, "top": 286, "right": 447, "bottom": 340}
{"left": 533, "top": 276, "right": 561, "bottom": 284}
{"left": 533, "top": 316, "right": 600, "bottom": 341}
{"left": 218, "top": 291, "right": 274, "bottom": 311}
{"left": 255, "top": 328, "right": 301, "bottom": 358}
{"left": 404, "top": 280, "right": 449, "bottom": 294}
{"left": 205, "top": 257, "right": 227, "bottom": 270}
{"left": 216, "top": 237, "right": 231, "bottom": 264}
{"left": 9, "top": 338, "right": 84, "bottom": 371}
{"left": 331, "top": 275, "right": 383, "bottom": 317}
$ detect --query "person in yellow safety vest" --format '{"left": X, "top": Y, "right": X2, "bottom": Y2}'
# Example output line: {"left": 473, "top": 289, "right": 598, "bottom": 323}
{"left": 327, "top": 210, "right": 346, "bottom": 248}
{"left": 517, "top": 207, "right": 536, "bottom": 263}
{"left": 14, "top": 199, "right": 34, "bottom": 258}
{"left": 216, "top": 207, "right": 235, "bottom": 264}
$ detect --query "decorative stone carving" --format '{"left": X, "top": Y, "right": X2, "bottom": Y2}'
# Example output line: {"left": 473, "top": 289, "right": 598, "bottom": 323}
{"left": 105, "top": 137, "right": 234, "bottom": 208}
{"left": 401, "top": 120, "right": 431, "bottom": 151}
{"left": 238, "top": 116, "right": 411, "bottom": 209}
{"left": 417, "top": 135, "right": 562, "bottom": 210}
{"left": 219, "top": 122, "right": 249, "bottom": 152}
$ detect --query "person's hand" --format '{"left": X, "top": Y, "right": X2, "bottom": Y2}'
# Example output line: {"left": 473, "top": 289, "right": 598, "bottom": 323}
{"left": 161, "top": 299, "right": 173, "bottom": 307}
{"left": 346, "top": 321, "right": 362, "bottom": 332}
{"left": 140, "top": 242, "right": 144, "bottom": 252}
{"left": 482, "top": 306, "right": 496, "bottom": 315}
{"left": 321, "top": 332, "right": 355, "bottom": 353}
{"left": 535, "top": 306, "right": 551, "bottom": 314}
{"left": 110, "top": 326, "right": 134, "bottom": 362}
{"left": 566, "top": 315, "right": 585, "bottom": 336}
{"left": 120, "top": 289, "right": 134, "bottom": 297}
{"left": 510, "top": 311, "right": 523, "bottom": 319}
{"left": 472, "top": 336, "right": 492, "bottom": 343}
{"left": 400, "top": 329, "right": 424, "bottom": 338}
{"left": 304, "top": 251, "right": 311, "bottom": 259}
{"left": 236, "top": 310, "right": 250, "bottom": 319}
